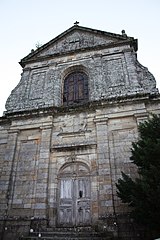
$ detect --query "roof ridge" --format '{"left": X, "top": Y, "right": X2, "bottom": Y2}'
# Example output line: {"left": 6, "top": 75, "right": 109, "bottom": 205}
{"left": 19, "top": 25, "right": 136, "bottom": 67}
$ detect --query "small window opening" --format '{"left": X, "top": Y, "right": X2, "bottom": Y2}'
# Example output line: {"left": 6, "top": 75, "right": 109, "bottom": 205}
{"left": 63, "top": 71, "right": 88, "bottom": 106}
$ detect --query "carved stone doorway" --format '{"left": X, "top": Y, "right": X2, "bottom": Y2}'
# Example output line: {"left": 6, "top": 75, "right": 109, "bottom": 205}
{"left": 57, "top": 162, "right": 91, "bottom": 227}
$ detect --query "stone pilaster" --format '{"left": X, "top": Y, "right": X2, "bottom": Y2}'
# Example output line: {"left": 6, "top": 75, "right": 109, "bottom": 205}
{"left": 94, "top": 116, "right": 114, "bottom": 218}
{"left": 123, "top": 50, "right": 140, "bottom": 89}
{"left": 134, "top": 112, "right": 149, "bottom": 125}
{"left": 0, "top": 129, "right": 19, "bottom": 239}
{"left": 5, "top": 129, "right": 19, "bottom": 210}
{"left": 34, "top": 125, "right": 52, "bottom": 218}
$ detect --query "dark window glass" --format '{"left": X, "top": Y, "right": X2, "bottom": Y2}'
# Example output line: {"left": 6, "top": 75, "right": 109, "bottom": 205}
{"left": 63, "top": 72, "right": 88, "bottom": 106}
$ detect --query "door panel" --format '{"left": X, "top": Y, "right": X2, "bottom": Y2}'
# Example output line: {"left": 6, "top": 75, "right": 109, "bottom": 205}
{"left": 77, "top": 200, "right": 91, "bottom": 225}
{"left": 58, "top": 162, "right": 91, "bottom": 227}
{"left": 76, "top": 178, "right": 91, "bottom": 225}
{"left": 59, "top": 207, "right": 72, "bottom": 225}
{"left": 60, "top": 179, "right": 72, "bottom": 198}
{"left": 59, "top": 179, "right": 73, "bottom": 226}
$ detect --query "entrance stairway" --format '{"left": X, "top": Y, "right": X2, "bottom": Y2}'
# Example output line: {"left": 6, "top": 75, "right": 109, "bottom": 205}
{"left": 19, "top": 227, "right": 113, "bottom": 240}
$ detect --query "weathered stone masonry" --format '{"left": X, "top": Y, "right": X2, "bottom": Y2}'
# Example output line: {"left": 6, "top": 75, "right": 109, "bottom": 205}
{"left": 0, "top": 24, "right": 160, "bottom": 239}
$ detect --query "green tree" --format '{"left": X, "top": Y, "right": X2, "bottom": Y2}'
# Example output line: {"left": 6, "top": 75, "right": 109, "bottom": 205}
{"left": 116, "top": 114, "right": 160, "bottom": 234}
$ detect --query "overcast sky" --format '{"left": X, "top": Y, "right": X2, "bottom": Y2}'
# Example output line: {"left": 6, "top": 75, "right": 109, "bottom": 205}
{"left": 0, "top": 0, "right": 160, "bottom": 116}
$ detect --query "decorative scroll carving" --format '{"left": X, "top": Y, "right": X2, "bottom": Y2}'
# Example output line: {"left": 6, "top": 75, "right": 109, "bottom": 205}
{"left": 136, "top": 60, "right": 158, "bottom": 94}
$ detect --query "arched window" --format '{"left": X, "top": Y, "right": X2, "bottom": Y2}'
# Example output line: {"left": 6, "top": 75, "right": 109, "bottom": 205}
{"left": 63, "top": 71, "right": 88, "bottom": 106}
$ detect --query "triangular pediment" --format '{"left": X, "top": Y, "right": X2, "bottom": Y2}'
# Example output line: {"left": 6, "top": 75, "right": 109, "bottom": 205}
{"left": 20, "top": 25, "right": 136, "bottom": 66}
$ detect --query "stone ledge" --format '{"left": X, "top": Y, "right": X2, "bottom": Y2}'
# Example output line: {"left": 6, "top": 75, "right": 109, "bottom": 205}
{"left": 51, "top": 141, "right": 97, "bottom": 151}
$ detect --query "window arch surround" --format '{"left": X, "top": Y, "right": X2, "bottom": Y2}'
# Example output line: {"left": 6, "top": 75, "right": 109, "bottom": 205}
{"left": 62, "top": 66, "right": 89, "bottom": 106}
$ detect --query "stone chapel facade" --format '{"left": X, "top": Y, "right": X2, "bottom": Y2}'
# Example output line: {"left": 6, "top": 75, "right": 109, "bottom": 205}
{"left": 0, "top": 24, "right": 160, "bottom": 239}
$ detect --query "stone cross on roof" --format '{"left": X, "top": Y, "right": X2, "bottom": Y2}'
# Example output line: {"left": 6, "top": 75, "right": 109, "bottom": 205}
{"left": 74, "top": 21, "right": 79, "bottom": 25}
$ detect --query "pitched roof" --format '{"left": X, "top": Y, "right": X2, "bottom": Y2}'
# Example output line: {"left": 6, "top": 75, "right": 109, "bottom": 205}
{"left": 19, "top": 24, "right": 137, "bottom": 67}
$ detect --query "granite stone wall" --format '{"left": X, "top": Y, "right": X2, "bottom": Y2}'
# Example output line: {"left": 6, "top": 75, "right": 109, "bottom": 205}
{"left": 5, "top": 30, "right": 158, "bottom": 113}
{"left": 1, "top": 26, "right": 160, "bottom": 239}
{"left": 1, "top": 99, "right": 160, "bottom": 239}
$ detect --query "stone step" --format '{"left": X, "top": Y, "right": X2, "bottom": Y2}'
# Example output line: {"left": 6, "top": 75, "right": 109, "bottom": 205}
{"left": 20, "top": 237, "right": 111, "bottom": 240}
{"left": 20, "top": 230, "right": 113, "bottom": 240}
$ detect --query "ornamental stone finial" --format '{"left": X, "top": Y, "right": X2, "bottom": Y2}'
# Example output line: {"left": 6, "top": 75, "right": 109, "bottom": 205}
{"left": 74, "top": 21, "right": 79, "bottom": 26}
{"left": 121, "top": 29, "right": 127, "bottom": 37}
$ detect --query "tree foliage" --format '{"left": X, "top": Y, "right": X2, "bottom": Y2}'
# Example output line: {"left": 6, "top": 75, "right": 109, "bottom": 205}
{"left": 116, "top": 114, "right": 160, "bottom": 233}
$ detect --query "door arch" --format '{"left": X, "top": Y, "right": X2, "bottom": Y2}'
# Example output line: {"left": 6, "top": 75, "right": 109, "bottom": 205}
{"left": 57, "top": 162, "right": 91, "bottom": 227}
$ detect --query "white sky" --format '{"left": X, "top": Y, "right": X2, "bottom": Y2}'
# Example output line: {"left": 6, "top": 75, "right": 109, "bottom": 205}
{"left": 0, "top": 0, "right": 160, "bottom": 116}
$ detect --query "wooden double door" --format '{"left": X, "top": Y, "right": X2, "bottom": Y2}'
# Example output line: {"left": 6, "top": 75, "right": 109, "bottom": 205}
{"left": 58, "top": 162, "right": 91, "bottom": 227}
